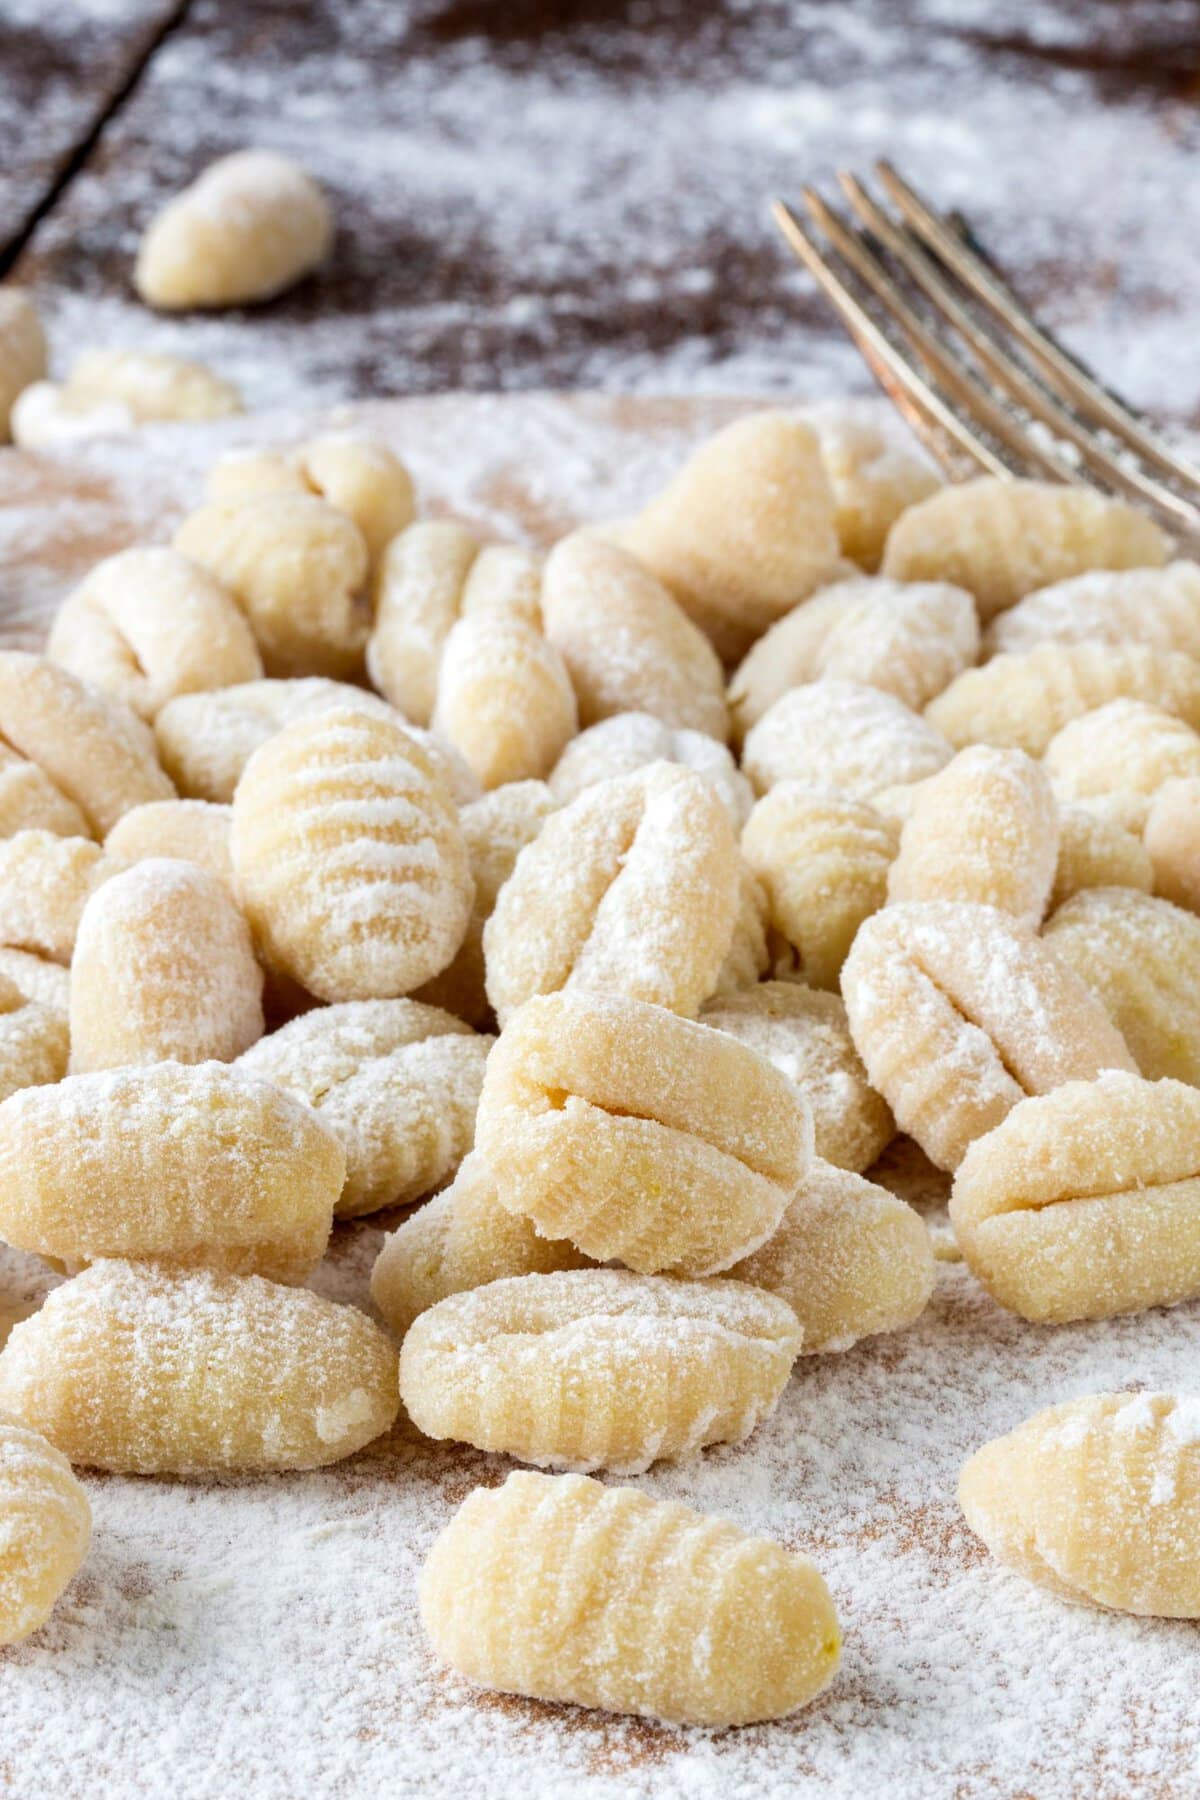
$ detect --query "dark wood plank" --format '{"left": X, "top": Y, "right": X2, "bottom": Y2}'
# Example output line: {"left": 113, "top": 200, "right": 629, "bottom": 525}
{"left": 12, "top": 0, "right": 1200, "bottom": 423}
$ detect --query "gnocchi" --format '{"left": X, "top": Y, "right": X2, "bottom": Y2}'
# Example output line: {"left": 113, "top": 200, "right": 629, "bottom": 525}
{"left": 206, "top": 433, "right": 414, "bottom": 564}
{"left": 0, "top": 976, "right": 69, "bottom": 1105}
{"left": 549, "top": 710, "right": 752, "bottom": 824}
{"left": 432, "top": 613, "right": 577, "bottom": 789}
{"left": 366, "top": 520, "right": 480, "bottom": 724}
{"left": 104, "top": 799, "right": 234, "bottom": 888}
{"left": 1043, "top": 699, "right": 1200, "bottom": 832}
{"left": 14, "top": 351, "right": 242, "bottom": 447}
{"left": 1145, "top": 777, "right": 1200, "bottom": 913}
{"left": 0, "top": 1414, "right": 90, "bottom": 1646}
{"left": 743, "top": 679, "right": 952, "bottom": 799}
{"left": 801, "top": 399, "right": 942, "bottom": 569}
{"left": 0, "top": 289, "right": 47, "bottom": 443}
{"left": 0, "top": 830, "right": 108, "bottom": 963}
{"left": 986, "top": 562, "right": 1200, "bottom": 659}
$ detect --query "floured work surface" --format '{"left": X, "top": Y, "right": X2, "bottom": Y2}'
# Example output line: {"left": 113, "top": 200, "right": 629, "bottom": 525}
{"left": 2, "top": 393, "right": 1199, "bottom": 1800}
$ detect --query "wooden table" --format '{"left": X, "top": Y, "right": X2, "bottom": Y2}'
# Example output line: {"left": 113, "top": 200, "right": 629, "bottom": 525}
{"left": 4, "top": 0, "right": 1200, "bottom": 424}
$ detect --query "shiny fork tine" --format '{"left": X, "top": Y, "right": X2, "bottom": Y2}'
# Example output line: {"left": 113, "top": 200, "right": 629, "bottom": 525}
{"left": 875, "top": 159, "right": 1200, "bottom": 494}
{"left": 770, "top": 201, "right": 1005, "bottom": 480}
{"left": 798, "top": 187, "right": 1080, "bottom": 485}
{"left": 837, "top": 171, "right": 1200, "bottom": 541}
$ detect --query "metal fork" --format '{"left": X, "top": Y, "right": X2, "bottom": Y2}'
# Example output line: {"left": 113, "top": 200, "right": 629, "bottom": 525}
{"left": 773, "top": 163, "right": 1200, "bottom": 555}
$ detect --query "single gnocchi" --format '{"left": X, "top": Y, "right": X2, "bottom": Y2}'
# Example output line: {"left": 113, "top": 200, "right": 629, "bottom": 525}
{"left": 549, "top": 711, "right": 752, "bottom": 824}
{"left": 484, "top": 762, "right": 739, "bottom": 1026}
{"left": 370, "top": 1151, "right": 588, "bottom": 1342}
{"left": 206, "top": 433, "right": 414, "bottom": 564}
{"left": 0, "top": 830, "right": 108, "bottom": 963}
{"left": 741, "top": 784, "right": 897, "bottom": 989}
{"left": 1051, "top": 804, "right": 1153, "bottom": 910}
{"left": 540, "top": 534, "right": 728, "bottom": 738}
{"left": 367, "top": 520, "right": 481, "bottom": 725}
{"left": 700, "top": 982, "right": 893, "bottom": 1172}
{"left": 743, "top": 679, "right": 952, "bottom": 799}
{"left": 1043, "top": 699, "right": 1200, "bottom": 831}
{"left": 460, "top": 543, "right": 543, "bottom": 626}
{"left": 475, "top": 989, "right": 812, "bottom": 1277}
{"left": 432, "top": 613, "right": 577, "bottom": 789}
{"left": 729, "top": 1158, "right": 933, "bottom": 1354}
{"left": 230, "top": 706, "right": 472, "bottom": 1003}
{"left": 887, "top": 747, "right": 1059, "bottom": 924}
{"left": 986, "top": 562, "right": 1200, "bottom": 659}
{"left": 0, "top": 949, "right": 70, "bottom": 1016}
{"left": 104, "top": 799, "right": 233, "bottom": 888}
{"left": 926, "top": 643, "right": 1200, "bottom": 757}
{"left": 842, "top": 901, "right": 1135, "bottom": 1171}
{"left": 69, "top": 858, "right": 264, "bottom": 1071}
{"left": 419, "top": 1469, "right": 841, "bottom": 1726}
{"left": 1145, "top": 777, "right": 1200, "bottom": 913}
{"left": 14, "top": 352, "right": 242, "bottom": 446}
{"left": 0, "top": 1060, "right": 342, "bottom": 1282}
{"left": 399, "top": 1268, "right": 801, "bottom": 1473}
{"left": 0, "top": 1261, "right": 397, "bottom": 1473}
{"left": 238, "top": 999, "right": 492, "bottom": 1216}
{"left": 0, "top": 289, "right": 47, "bottom": 443}
{"left": 960, "top": 1392, "right": 1200, "bottom": 1616}
{"left": 950, "top": 1072, "right": 1200, "bottom": 1322}
{"left": 0, "top": 976, "right": 69, "bottom": 1106}
{"left": 729, "top": 577, "right": 978, "bottom": 738}
{"left": 47, "top": 548, "right": 262, "bottom": 720}
{"left": 135, "top": 150, "right": 332, "bottom": 310}
{"left": 1043, "top": 887, "right": 1200, "bottom": 1085}
{"left": 801, "top": 400, "right": 942, "bottom": 569}
{"left": 881, "top": 476, "right": 1170, "bottom": 620}
{"left": 620, "top": 410, "right": 845, "bottom": 662}
{"left": 0, "top": 1414, "right": 91, "bottom": 1646}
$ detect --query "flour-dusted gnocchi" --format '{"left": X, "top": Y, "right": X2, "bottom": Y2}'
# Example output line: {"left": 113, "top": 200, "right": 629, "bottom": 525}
{"left": 986, "top": 562, "right": 1200, "bottom": 658}
{"left": 14, "top": 351, "right": 242, "bottom": 448}
{"left": 400, "top": 1268, "right": 802, "bottom": 1473}
{"left": 207, "top": 433, "right": 414, "bottom": 564}
{"left": 888, "top": 747, "right": 1059, "bottom": 924}
{"left": 950, "top": 1072, "right": 1200, "bottom": 1321}
{"left": 0, "top": 949, "right": 70, "bottom": 1017}
{"left": 70, "top": 859, "right": 264, "bottom": 1071}
{"left": 1050, "top": 804, "right": 1154, "bottom": 909}
{"left": 882, "top": 477, "right": 1170, "bottom": 620}
{"left": 730, "top": 1158, "right": 933, "bottom": 1353}
{"left": 47, "top": 548, "right": 262, "bottom": 720}
{"left": 238, "top": 999, "right": 491, "bottom": 1216}
{"left": 0, "top": 1261, "right": 397, "bottom": 1473}
{"left": 0, "top": 652, "right": 173, "bottom": 838}
{"left": 0, "top": 976, "right": 68, "bottom": 1106}
{"left": 541, "top": 534, "right": 728, "bottom": 737}
{"left": 0, "top": 1414, "right": 90, "bottom": 1646}
{"left": 0, "top": 289, "right": 47, "bottom": 443}
{"left": 483, "top": 763, "right": 739, "bottom": 1025}
{"left": 0, "top": 830, "right": 108, "bottom": 963}
{"left": 420, "top": 1469, "right": 841, "bottom": 1725}
{"left": 729, "top": 577, "right": 978, "bottom": 738}
{"left": 105, "top": 799, "right": 233, "bottom": 887}
{"left": 743, "top": 679, "right": 952, "bottom": 799}
{"left": 366, "top": 520, "right": 480, "bottom": 724}
{"left": 706, "top": 861, "right": 772, "bottom": 998}
{"left": 432, "top": 613, "right": 577, "bottom": 790}
{"left": 1043, "top": 888, "right": 1200, "bottom": 1085}
{"left": 231, "top": 706, "right": 472, "bottom": 1003}
{"left": 135, "top": 150, "right": 332, "bottom": 309}
{"left": 1145, "top": 777, "right": 1200, "bottom": 913}
{"left": 742, "top": 784, "right": 897, "bottom": 989}
{"left": 801, "top": 400, "right": 942, "bottom": 569}
{"left": 414, "top": 780, "right": 555, "bottom": 1027}
{"left": 960, "top": 1392, "right": 1200, "bottom": 1615}
{"left": 621, "top": 411, "right": 845, "bottom": 662}
{"left": 475, "top": 990, "right": 812, "bottom": 1276}
{"left": 175, "top": 492, "right": 370, "bottom": 679}
{"left": 700, "top": 982, "right": 894, "bottom": 1172}
{"left": 370, "top": 1152, "right": 588, "bottom": 1342}
{"left": 0, "top": 1061, "right": 342, "bottom": 1282}
{"left": 549, "top": 711, "right": 752, "bottom": 824}
{"left": 460, "top": 543, "right": 543, "bottom": 626}
{"left": 1043, "top": 700, "right": 1200, "bottom": 832}
{"left": 842, "top": 901, "right": 1135, "bottom": 1171}
{"left": 926, "top": 643, "right": 1200, "bottom": 757}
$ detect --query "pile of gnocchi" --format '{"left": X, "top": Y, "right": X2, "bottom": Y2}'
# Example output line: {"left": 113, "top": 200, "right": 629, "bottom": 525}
{"left": 2, "top": 398, "right": 1200, "bottom": 1731}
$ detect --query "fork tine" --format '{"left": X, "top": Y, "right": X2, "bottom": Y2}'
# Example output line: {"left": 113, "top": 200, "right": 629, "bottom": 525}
{"left": 770, "top": 202, "right": 1006, "bottom": 480}
{"left": 875, "top": 160, "right": 1200, "bottom": 493}
{"left": 799, "top": 187, "right": 1081, "bottom": 485}
{"left": 837, "top": 172, "right": 1200, "bottom": 542}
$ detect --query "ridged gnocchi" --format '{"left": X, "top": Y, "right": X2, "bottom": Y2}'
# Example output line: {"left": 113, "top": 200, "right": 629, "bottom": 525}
{"left": 69, "top": 858, "right": 264, "bottom": 1071}
{"left": 960, "top": 1392, "right": 1200, "bottom": 1615}
{"left": 1043, "top": 699, "right": 1200, "bottom": 831}
{"left": 742, "top": 784, "right": 897, "bottom": 988}
{"left": 47, "top": 548, "right": 261, "bottom": 720}
{"left": 420, "top": 1470, "right": 841, "bottom": 1725}
{"left": 432, "top": 613, "right": 577, "bottom": 789}
{"left": 549, "top": 711, "right": 752, "bottom": 823}
{"left": 621, "top": 410, "right": 844, "bottom": 662}
{"left": 986, "top": 562, "right": 1200, "bottom": 658}
{"left": 541, "top": 534, "right": 728, "bottom": 737}
{"left": 400, "top": 1268, "right": 801, "bottom": 1473}
{"left": 135, "top": 150, "right": 332, "bottom": 310}
{"left": 230, "top": 706, "right": 472, "bottom": 1003}
{"left": 0, "top": 1262, "right": 397, "bottom": 1473}
{"left": 475, "top": 989, "right": 812, "bottom": 1276}
{"left": 0, "top": 1061, "right": 342, "bottom": 1282}
{"left": 882, "top": 477, "right": 1170, "bottom": 620}
{"left": 843, "top": 901, "right": 1135, "bottom": 1171}
{"left": 1051, "top": 804, "right": 1153, "bottom": 910}
{"left": 950, "top": 1072, "right": 1200, "bottom": 1322}
{"left": 887, "top": 747, "right": 1059, "bottom": 924}
{"left": 483, "top": 762, "right": 738, "bottom": 1026}
{"left": 0, "top": 1414, "right": 90, "bottom": 1646}
{"left": 237, "top": 998, "right": 491, "bottom": 1216}
{"left": 743, "top": 679, "right": 952, "bottom": 799}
